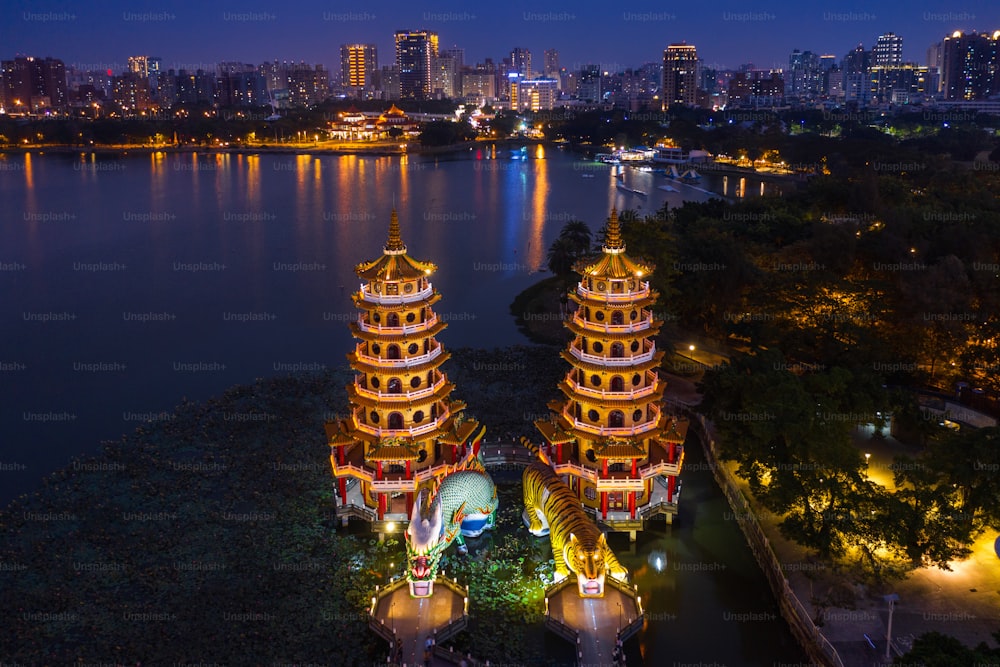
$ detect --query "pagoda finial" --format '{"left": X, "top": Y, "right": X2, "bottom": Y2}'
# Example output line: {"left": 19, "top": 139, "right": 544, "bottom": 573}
{"left": 385, "top": 208, "right": 406, "bottom": 253}
{"left": 604, "top": 208, "right": 624, "bottom": 251}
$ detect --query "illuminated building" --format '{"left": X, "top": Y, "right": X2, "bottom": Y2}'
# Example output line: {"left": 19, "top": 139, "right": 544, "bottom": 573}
{"left": 326, "top": 210, "right": 484, "bottom": 532}
{"left": 1, "top": 56, "right": 67, "bottom": 113}
{"left": 940, "top": 30, "right": 1000, "bottom": 100}
{"left": 662, "top": 43, "right": 698, "bottom": 108}
{"left": 341, "top": 44, "right": 378, "bottom": 97}
{"left": 395, "top": 30, "right": 439, "bottom": 99}
{"left": 511, "top": 77, "right": 559, "bottom": 111}
{"left": 533, "top": 210, "right": 688, "bottom": 538}
{"left": 872, "top": 32, "right": 903, "bottom": 67}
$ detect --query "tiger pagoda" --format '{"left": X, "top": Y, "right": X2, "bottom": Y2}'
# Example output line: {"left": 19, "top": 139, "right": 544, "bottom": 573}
{"left": 325, "top": 209, "right": 485, "bottom": 534}
{"left": 534, "top": 209, "right": 688, "bottom": 539}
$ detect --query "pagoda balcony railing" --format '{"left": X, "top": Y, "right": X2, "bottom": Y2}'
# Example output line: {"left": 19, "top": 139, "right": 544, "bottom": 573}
{"left": 356, "top": 313, "right": 439, "bottom": 335}
{"left": 560, "top": 404, "right": 661, "bottom": 437}
{"left": 332, "top": 446, "right": 475, "bottom": 487}
{"left": 596, "top": 477, "right": 645, "bottom": 492}
{"left": 355, "top": 375, "right": 448, "bottom": 401}
{"left": 568, "top": 341, "right": 656, "bottom": 367}
{"left": 564, "top": 378, "right": 658, "bottom": 400}
{"left": 359, "top": 283, "right": 433, "bottom": 304}
{"left": 354, "top": 343, "right": 443, "bottom": 368}
{"left": 353, "top": 408, "right": 451, "bottom": 438}
{"left": 571, "top": 310, "right": 654, "bottom": 334}
{"left": 576, "top": 281, "right": 650, "bottom": 302}
{"left": 551, "top": 458, "right": 681, "bottom": 487}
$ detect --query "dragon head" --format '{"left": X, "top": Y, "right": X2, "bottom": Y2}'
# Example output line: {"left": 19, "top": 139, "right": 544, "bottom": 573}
{"left": 565, "top": 532, "right": 609, "bottom": 597}
{"left": 405, "top": 488, "right": 458, "bottom": 597}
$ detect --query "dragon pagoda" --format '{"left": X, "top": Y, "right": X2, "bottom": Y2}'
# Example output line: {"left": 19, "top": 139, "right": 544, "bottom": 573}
{"left": 325, "top": 209, "right": 486, "bottom": 536}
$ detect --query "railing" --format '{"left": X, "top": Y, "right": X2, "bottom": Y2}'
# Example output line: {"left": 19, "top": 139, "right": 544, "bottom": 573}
{"left": 359, "top": 282, "right": 433, "bottom": 304}
{"left": 638, "top": 454, "right": 683, "bottom": 479}
{"left": 354, "top": 343, "right": 443, "bottom": 368}
{"left": 355, "top": 375, "right": 447, "bottom": 401}
{"left": 336, "top": 502, "right": 376, "bottom": 521}
{"left": 596, "top": 477, "right": 644, "bottom": 492}
{"left": 356, "top": 313, "right": 440, "bottom": 335}
{"left": 568, "top": 341, "right": 656, "bottom": 367}
{"left": 571, "top": 311, "right": 654, "bottom": 334}
{"left": 673, "top": 400, "right": 845, "bottom": 667}
{"left": 563, "top": 378, "right": 658, "bottom": 400}
{"left": 352, "top": 407, "right": 450, "bottom": 438}
{"left": 577, "top": 281, "right": 650, "bottom": 302}
{"left": 559, "top": 404, "right": 661, "bottom": 437}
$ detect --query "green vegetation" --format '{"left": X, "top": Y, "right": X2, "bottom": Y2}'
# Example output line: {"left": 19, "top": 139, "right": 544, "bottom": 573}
{"left": 896, "top": 630, "right": 1000, "bottom": 666}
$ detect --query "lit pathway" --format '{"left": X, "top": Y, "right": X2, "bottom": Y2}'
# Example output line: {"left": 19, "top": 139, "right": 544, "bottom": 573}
{"left": 373, "top": 582, "right": 466, "bottom": 666}
{"left": 546, "top": 581, "right": 639, "bottom": 665}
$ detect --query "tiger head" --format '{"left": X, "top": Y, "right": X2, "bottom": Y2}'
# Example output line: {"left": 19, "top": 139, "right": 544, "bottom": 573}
{"left": 564, "top": 532, "right": 609, "bottom": 597}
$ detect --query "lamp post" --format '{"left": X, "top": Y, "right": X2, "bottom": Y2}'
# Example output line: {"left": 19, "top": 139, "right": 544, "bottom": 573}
{"left": 884, "top": 593, "right": 899, "bottom": 660}
{"left": 865, "top": 452, "right": 871, "bottom": 479}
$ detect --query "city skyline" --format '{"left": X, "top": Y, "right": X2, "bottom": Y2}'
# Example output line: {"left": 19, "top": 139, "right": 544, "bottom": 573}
{"left": 4, "top": 1, "right": 1000, "bottom": 74}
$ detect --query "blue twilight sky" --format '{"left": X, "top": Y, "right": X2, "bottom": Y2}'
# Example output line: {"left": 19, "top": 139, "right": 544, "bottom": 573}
{"left": 2, "top": 0, "right": 998, "bottom": 73}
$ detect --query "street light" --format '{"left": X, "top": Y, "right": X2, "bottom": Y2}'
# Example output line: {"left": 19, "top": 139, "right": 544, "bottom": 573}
{"left": 884, "top": 593, "right": 899, "bottom": 660}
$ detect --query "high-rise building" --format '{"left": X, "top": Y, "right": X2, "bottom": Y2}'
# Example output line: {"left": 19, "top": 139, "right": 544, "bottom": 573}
{"left": 512, "top": 77, "right": 558, "bottom": 111}
{"left": 543, "top": 49, "right": 560, "bottom": 79}
{"left": 577, "top": 64, "right": 601, "bottom": 102}
{"left": 0, "top": 56, "right": 67, "bottom": 112}
{"left": 216, "top": 63, "right": 268, "bottom": 107}
{"left": 940, "top": 30, "right": 1000, "bottom": 100}
{"left": 377, "top": 65, "right": 400, "bottom": 100}
{"left": 533, "top": 210, "right": 688, "bottom": 537}
{"left": 112, "top": 72, "right": 152, "bottom": 113}
{"left": 430, "top": 53, "right": 458, "bottom": 98}
{"left": 341, "top": 44, "right": 378, "bottom": 95}
{"left": 786, "top": 49, "right": 823, "bottom": 100}
{"left": 395, "top": 30, "right": 439, "bottom": 99}
{"left": 511, "top": 47, "right": 532, "bottom": 79}
{"left": 460, "top": 71, "right": 495, "bottom": 102}
{"left": 842, "top": 44, "right": 871, "bottom": 103}
{"left": 873, "top": 32, "right": 904, "bottom": 67}
{"left": 662, "top": 43, "right": 698, "bottom": 108}
{"left": 443, "top": 47, "right": 465, "bottom": 71}
{"left": 326, "top": 210, "right": 485, "bottom": 533}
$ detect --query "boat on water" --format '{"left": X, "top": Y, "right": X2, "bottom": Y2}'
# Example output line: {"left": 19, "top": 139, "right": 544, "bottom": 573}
{"left": 616, "top": 182, "right": 647, "bottom": 196}
{"left": 510, "top": 146, "right": 528, "bottom": 160}
{"left": 595, "top": 153, "right": 621, "bottom": 164}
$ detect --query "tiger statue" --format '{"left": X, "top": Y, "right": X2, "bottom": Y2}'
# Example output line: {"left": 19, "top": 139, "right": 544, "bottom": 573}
{"left": 520, "top": 437, "right": 628, "bottom": 597}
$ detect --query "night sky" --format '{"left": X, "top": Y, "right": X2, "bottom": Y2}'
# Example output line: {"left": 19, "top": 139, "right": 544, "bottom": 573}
{"left": 4, "top": 0, "right": 999, "bottom": 73}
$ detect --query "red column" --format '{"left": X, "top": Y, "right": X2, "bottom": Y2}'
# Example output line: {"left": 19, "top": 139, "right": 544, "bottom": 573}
{"left": 669, "top": 441, "right": 676, "bottom": 464}
{"left": 338, "top": 478, "right": 347, "bottom": 505}
{"left": 377, "top": 493, "right": 386, "bottom": 519}
{"left": 667, "top": 475, "right": 676, "bottom": 502}
{"left": 376, "top": 461, "right": 383, "bottom": 480}
{"left": 629, "top": 491, "right": 636, "bottom": 519}
{"left": 473, "top": 435, "right": 481, "bottom": 457}
{"left": 450, "top": 444, "right": 457, "bottom": 464}
{"left": 630, "top": 457, "right": 637, "bottom": 477}
{"left": 602, "top": 459, "right": 608, "bottom": 478}
{"left": 337, "top": 445, "right": 345, "bottom": 466}
{"left": 406, "top": 492, "right": 413, "bottom": 516}
{"left": 556, "top": 442, "right": 563, "bottom": 464}
{"left": 601, "top": 491, "right": 608, "bottom": 519}
{"left": 405, "top": 460, "right": 411, "bottom": 478}
{"left": 578, "top": 480, "right": 583, "bottom": 499}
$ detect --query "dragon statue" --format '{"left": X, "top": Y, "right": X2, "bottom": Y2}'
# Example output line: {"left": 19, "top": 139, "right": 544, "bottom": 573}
{"left": 520, "top": 437, "right": 629, "bottom": 598}
{"left": 404, "top": 455, "right": 498, "bottom": 597}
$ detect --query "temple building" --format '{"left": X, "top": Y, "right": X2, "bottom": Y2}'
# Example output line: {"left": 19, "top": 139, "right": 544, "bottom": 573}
{"left": 534, "top": 209, "right": 687, "bottom": 538}
{"left": 326, "top": 210, "right": 484, "bottom": 533}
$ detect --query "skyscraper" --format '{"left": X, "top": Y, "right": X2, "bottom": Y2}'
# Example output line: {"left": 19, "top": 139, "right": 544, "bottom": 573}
{"left": 341, "top": 44, "right": 378, "bottom": 95}
{"left": 940, "top": 30, "right": 1000, "bottom": 100}
{"left": 543, "top": 49, "right": 560, "bottom": 79}
{"left": 872, "top": 32, "right": 904, "bottom": 67}
{"left": 395, "top": 30, "right": 439, "bottom": 99}
{"left": 0, "top": 56, "right": 67, "bottom": 112}
{"left": 511, "top": 47, "right": 532, "bottom": 79}
{"left": 662, "top": 43, "right": 697, "bottom": 109}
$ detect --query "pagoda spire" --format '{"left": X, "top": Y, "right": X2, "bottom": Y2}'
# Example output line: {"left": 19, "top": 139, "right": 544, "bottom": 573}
{"left": 603, "top": 208, "right": 624, "bottom": 251}
{"left": 385, "top": 208, "right": 406, "bottom": 254}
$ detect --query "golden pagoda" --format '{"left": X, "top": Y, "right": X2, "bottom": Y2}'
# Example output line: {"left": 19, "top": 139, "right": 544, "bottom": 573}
{"left": 534, "top": 209, "right": 688, "bottom": 539}
{"left": 326, "top": 209, "right": 485, "bottom": 533}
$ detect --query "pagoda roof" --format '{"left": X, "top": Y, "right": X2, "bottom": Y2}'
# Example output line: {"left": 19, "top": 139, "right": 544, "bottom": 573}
{"left": 535, "top": 419, "right": 577, "bottom": 445}
{"left": 658, "top": 416, "right": 689, "bottom": 444}
{"left": 568, "top": 290, "right": 658, "bottom": 309}
{"left": 348, "top": 320, "right": 447, "bottom": 342}
{"left": 355, "top": 209, "right": 437, "bottom": 281}
{"left": 347, "top": 380, "right": 455, "bottom": 407}
{"left": 348, "top": 349, "right": 451, "bottom": 374}
{"left": 592, "top": 438, "right": 646, "bottom": 460}
{"left": 438, "top": 420, "right": 483, "bottom": 446}
{"left": 366, "top": 442, "right": 422, "bottom": 461}
{"left": 557, "top": 380, "right": 665, "bottom": 405}
{"left": 564, "top": 319, "right": 662, "bottom": 340}
{"left": 574, "top": 209, "right": 654, "bottom": 280}
{"left": 325, "top": 420, "right": 358, "bottom": 447}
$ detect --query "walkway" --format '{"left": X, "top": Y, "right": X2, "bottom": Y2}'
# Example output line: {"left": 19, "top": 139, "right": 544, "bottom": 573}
{"left": 373, "top": 579, "right": 467, "bottom": 666}
{"left": 545, "top": 578, "right": 639, "bottom": 666}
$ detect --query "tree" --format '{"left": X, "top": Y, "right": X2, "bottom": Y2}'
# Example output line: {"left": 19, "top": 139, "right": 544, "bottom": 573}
{"left": 897, "top": 630, "right": 1000, "bottom": 666}
{"left": 545, "top": 219, "right": 593, "bottom": 276}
